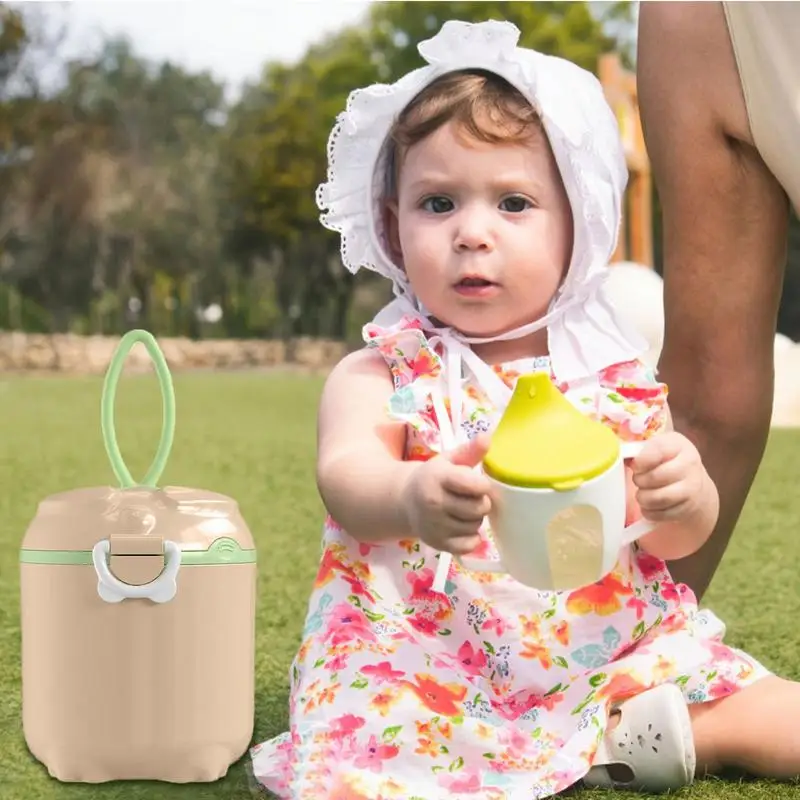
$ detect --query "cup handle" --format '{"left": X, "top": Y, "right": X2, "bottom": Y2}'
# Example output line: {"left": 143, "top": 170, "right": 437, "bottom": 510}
{"left": 621, "top": 518, "right": 654, "bottom": 545}
{"left": 619, "top": 440, "right": 656, "bottom": 543}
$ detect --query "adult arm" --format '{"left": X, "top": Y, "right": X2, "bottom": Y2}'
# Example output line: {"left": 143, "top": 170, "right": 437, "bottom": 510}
{"left": 637, "top": 1, "right": 790, "bottom": 598}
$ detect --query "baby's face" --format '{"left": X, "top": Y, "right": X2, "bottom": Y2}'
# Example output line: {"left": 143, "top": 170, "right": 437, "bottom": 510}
{"left": 387, "top": 120, "right": 573, "bottom": 341}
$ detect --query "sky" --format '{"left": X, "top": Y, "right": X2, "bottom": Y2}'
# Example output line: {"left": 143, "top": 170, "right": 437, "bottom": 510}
{"left": 49, "top": 0, "right": 374, "bottom": 95}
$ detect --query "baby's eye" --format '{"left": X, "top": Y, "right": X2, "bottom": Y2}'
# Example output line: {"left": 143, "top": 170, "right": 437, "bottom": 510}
{"left": 421, "top": 196, "right": 454, "bottom": 214}
{"left": 499, "top": 196, "right": 533, "bottom": 213}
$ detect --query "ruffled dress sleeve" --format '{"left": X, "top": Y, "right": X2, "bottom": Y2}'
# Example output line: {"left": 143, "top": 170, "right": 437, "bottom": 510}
{"left": 590, "top": 359, "right": 669, "bottom": 529}
{"left": 363, "top": 316, "right": 447, "bottom": 461}
{"left": 593, "top": 359, "right": 669, "bottom": 442}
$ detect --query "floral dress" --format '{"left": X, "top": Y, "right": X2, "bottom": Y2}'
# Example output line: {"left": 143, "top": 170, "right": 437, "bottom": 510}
{"left": 251, "top": 316, "right": 771, "bottom": 800}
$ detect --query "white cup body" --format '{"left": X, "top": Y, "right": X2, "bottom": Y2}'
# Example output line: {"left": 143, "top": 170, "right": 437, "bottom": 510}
{"left": 460, "top": 456, "right": 631, "bottom": 591}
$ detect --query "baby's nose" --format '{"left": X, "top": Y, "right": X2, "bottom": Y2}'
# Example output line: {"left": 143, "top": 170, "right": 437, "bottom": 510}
{"left": 453, "top": 208, "right": 493, "bottom": 251}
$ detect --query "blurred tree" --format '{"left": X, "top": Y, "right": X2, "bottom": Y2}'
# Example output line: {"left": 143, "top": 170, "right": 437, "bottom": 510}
{"left": 0, "top": 3, "right": 82, "bottom": 334}
{"left": 9, "top": 1, "right": 799, "bottom": 347}
{"left": 368, "top": 1, "right": 633, "bottom": 77}
{"left": 6, "top": 32, "right": 228, "bottom": 335}
{"left": 221, "top": 25, "right": 378, "bottom": 340}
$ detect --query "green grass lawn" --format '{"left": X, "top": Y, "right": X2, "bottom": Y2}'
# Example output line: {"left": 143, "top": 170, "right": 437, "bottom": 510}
{"left": 1, "top": 369, "right": 799, "bottom": 799}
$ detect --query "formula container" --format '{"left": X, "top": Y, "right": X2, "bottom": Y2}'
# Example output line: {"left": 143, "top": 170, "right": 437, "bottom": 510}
{"left": 20, "top": 330, "right": 257, "bottom": 783}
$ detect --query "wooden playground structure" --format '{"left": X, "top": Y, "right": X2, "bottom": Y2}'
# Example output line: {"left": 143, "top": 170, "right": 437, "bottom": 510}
{"left": 598, "top": 53, "right": 653, "bottom": 268}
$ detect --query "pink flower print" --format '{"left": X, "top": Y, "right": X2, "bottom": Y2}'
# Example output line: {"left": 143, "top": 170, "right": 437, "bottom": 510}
{"left": 330, "top": 714, "right": 366, "bottom": 738}
{"left": 352, "top": 735, "right": 399, "bottom": 773}
{"left": 468, "top": 535, "right": 493, "bottom": 560}
{"left": 323, "top": 729, "right": 356, "bottom": 763}
{"left": 327, "top": 736, "right": 358, "bottom": 761}
{"left": 438, "top": 768, "right": 483, "bottom": 793}
{"left": 709, "top": 676, "right": 740, "bottom": 700}
{"left": 408, "top": 613, "right": 439, "bottom": 637}
{"left": 406, "top": 567, "right": 439, "bottom": 601}
{"left": 324, "top": 653, "right": 348, "bottom": 672}
{"left": 457, "top": 641, "right": 488, "bottom": 677}
{"left": 551, "top": 770, "right": 579, "bottom": 794}
{"left": 708, "top": 642, "right": 739, "bottom": 664}
{"left": 324, "top": 603, "right": 377, "bottom": 647}
{"left": 363, "top": 315, "right": 421, "bottom": 338}
{"left": 430, "top": 652, "right": 459, "bottom": 671}
{"left": 491, "top": 688, "right": 538, "bottom": 721}
{"left": 342, "top": 575, "right": 376, "bottom": 603}
{"left": 616, "top": 385, "right": 664, "bottom": 404}
{"left": 599, "top": 359, "right": 641, "bottom": 386}
{"left": 660, "top": 580, "right": 689, "bottom": 604}
{"left": 363, "top": 325, "right": 381, "bottom": 341}
{"left": 497, "top": 726, "right": 530, "bottom": 757}
{"left": 361, "top": 661, "right": 405, "bottom": 685}
{"left": 636, "top": 551, "right": 666, "bottom": 581}
{"left": 626, "top": 596, "right": 649, "bottom": 620}
{"left": 329, "top": 715, "right": 365, "bottom": 755}
{"left": 482, "top": 613, "right": 510, "bottom": 637}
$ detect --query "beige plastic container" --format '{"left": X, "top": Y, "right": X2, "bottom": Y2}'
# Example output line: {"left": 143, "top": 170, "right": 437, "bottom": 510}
{"left": 19, "top": 330, "right": 257, "bottom": 783}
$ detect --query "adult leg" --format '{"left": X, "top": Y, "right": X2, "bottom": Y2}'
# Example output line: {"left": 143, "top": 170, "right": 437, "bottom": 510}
{"left": 637, "top": 2, "right": 790, "bottom": 600}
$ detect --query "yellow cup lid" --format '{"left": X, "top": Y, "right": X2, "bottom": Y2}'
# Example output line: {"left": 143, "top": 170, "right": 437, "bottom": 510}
{"left": 483, "top": 372, "right": 620, "bottom": 490}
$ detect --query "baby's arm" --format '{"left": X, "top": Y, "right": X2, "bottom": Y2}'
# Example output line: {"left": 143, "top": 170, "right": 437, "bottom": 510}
{"left": 624, "top": 403, "right": 720, "bottom": 562}
{"left": 316, "top": 347, "right": 419, "bottom": 542}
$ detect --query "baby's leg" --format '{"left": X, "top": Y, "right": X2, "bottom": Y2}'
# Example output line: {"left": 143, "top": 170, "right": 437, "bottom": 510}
{"left": 692, "top": 675, "right": 800, "bottom": 779}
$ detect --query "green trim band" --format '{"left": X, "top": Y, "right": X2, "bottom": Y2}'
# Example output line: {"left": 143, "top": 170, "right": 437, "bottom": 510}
{"left": 20, "top": 537, "right": 256, "bottom": 566}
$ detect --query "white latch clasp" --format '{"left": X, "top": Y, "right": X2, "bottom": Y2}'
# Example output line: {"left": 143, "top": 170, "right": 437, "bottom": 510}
{"left": 92, "top": 538, "right": 181, "bottom": 603}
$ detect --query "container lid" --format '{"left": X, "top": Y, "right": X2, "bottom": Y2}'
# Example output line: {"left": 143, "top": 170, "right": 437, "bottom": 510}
{"left": 20, "top": 485, "right": 255, "bottom": 558}
{"left": 19, "top": 330, "right": 256, "bottom": 565}
{"left": 482, "top": 372, "right": 620, "bottom": 490}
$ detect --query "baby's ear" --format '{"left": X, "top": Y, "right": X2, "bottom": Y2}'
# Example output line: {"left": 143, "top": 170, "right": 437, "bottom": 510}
{"left": 382, "top": 200, "right": 404, "bottom": 267}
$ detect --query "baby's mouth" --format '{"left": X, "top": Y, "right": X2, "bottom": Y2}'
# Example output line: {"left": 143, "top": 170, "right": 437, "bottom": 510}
{"left": 453, "top": 276, "right": 500, "bottom": 298}
{"left": 456, "top": 277, "right": 496, "bottom": 287}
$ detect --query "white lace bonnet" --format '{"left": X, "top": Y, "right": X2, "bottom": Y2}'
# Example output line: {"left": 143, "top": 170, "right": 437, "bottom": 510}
{"left": 316, "top": 19, "right": 647, "bottom": 387}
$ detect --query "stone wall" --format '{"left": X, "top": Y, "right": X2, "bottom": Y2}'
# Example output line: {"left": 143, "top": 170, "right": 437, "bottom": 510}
{"left": 0, "top": 331, "right": 348, "bottom": 374}
{"left": 4, "top": 329, "right": 800, "bottom": 429}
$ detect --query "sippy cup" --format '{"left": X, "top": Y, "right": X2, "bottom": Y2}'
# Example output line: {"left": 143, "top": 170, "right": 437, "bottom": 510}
{"left": 457, "top": 372, "right": 653, "bottom": 591}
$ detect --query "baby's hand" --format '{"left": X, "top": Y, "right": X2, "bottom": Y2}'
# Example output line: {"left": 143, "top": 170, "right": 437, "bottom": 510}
{"left": 629, "top": 432, "right": 713, "bottom": 523}
{"left": 399, "top": 434, "right": 493, "bottom": 555}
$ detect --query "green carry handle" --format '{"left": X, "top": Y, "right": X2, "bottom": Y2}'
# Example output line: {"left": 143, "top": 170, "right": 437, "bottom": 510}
{"left": 100, "top": 329, "right": 176, "bottom": 489}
